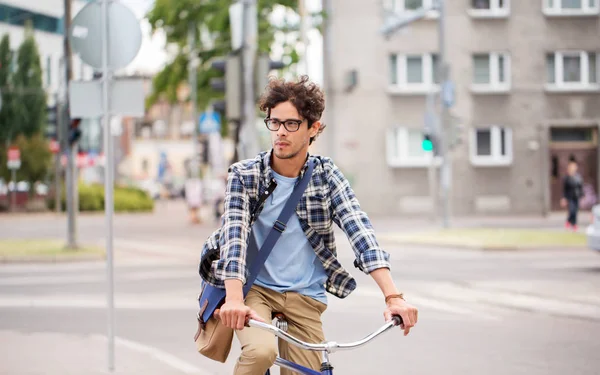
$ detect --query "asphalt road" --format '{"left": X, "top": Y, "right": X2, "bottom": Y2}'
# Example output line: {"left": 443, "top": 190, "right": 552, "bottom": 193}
{"left": 1, "top": 202, "right": 599, "bottom": 374}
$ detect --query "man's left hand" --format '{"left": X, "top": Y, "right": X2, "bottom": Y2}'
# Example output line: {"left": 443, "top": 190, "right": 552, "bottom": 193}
{"left": 384, "top": 297, "right": 418, "bottom": 336}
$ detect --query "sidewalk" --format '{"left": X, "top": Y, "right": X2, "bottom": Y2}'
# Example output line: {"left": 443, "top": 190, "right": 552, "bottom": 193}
{"left": 0, "top": 330, "right": 209, "bottom": 375}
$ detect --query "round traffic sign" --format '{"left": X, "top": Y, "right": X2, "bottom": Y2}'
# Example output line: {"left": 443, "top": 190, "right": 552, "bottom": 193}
{"left": 69, "top": 1, "right": 142, "bottom": 71}
{"left": 7, "top": 146, "right": 20, "bottom": 161}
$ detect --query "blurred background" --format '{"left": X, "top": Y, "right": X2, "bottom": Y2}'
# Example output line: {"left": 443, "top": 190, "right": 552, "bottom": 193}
{"left": 0, "top": 1, "right": 599, "bottom": 375}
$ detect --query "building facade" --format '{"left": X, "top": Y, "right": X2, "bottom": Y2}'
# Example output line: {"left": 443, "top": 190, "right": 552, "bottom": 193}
{"left": 315, "top": 0, "right": 600, "bottom": 217}
{"left": 0, "top": 0, "right": 94, "bottom": 100}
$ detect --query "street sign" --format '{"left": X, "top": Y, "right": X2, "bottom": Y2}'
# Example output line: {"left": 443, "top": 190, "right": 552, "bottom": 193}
{"left": 69, "top": 78, "right": 145, "bottom": 118}
{"left": 69, "top": 1, "right": 142, "bottom": 70}
{"left": 49, "top": 139, "right": 60, "bottom": 154}
{"left": 199, "top": 111, "right": 221, "bottom": 134}
{"left": 7, "top": 146, "right": 20, "bottom": 170}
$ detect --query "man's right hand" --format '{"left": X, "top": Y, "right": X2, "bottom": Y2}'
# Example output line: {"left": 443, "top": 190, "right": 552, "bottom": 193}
{"left": 217, "top": 300, "right": 264, "bottom": 330}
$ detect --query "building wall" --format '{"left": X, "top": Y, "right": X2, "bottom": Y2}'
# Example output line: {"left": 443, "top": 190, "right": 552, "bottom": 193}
{"left": 318, "top": 0, "right": 600, "bottom": 217}
{"left": 0, "top": 0, "right": 94, "bottom": 101}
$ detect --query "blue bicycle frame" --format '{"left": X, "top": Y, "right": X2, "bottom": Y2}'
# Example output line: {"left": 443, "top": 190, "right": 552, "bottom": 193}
{"left": 249, "top": 315, "right": 403, "bottom": 375}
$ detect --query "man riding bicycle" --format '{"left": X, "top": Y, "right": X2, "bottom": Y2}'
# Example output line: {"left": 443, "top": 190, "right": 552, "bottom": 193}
{"left": 199, "top": 75, "right": 418, "bottom": 375}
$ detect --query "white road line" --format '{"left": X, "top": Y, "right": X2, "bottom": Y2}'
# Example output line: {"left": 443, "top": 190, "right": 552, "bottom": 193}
{"left": 91, "top": 334, "right": 211, "bottom": 375}
{"left": 0, "top": 269, "right": 193, "bottom": 286}
{"left": 0, "top": 294, "right": 196, "bottom": 310}
{"left": 350, "top": 287, "right": 502, "bottom": 320}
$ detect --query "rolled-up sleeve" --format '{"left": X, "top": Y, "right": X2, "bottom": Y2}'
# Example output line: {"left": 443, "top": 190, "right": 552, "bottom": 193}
{"left": 327, "top": 163, "right": 391, "bottom": 274}
{"left": 211, "top": 166, "right": 252, "bottom": 284}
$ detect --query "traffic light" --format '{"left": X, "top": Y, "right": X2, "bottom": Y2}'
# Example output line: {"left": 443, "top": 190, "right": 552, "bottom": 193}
{"left": 45, "top": 105, "right": 58, "bottom": 139}
{"left": 422, "top": 131, "right": 440, "bottom": 156}
{"left": 209, "top": 54, "right": 242, "bottom": 121}
{"left": 255, "top": 54, "right": 285, "bottom": 98}
{"left": 422, "top": 134, "right": 434, "bottom": 152}
{"left": 68, "top": 117, "right": 82, "bottom": 146}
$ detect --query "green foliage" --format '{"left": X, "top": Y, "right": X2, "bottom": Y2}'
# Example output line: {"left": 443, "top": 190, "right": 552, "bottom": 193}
{"left": 48, "top": 184, "right": 155, "bottom": 213}
{"left": 11, "top": 27, "right": 46, "bottom": 138}
{"left": 0, "top": 133, "right": 52, "bottom": 184}
{"left": 144, "top": 0, "right": 303, "bottom": 111}
{"left": 0, "top": 34, "right": 13, "bottom": 144}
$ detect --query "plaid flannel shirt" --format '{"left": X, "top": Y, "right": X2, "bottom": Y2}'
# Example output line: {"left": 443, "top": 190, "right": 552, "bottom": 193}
{"left": 198, "top": 150, "right": 391, "bottom": 299}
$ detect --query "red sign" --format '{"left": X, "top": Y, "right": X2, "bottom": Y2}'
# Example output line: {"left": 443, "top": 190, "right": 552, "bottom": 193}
{"left": 7, "top": 146, "right": 20, "bottom": 161}
{"left": 49, "top": 140, "right": 60, "bottom": 154}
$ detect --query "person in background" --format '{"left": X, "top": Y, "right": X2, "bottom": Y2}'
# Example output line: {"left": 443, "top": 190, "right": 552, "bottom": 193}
{"left": 561, "top": 158, "right": 584, "bottom": 231}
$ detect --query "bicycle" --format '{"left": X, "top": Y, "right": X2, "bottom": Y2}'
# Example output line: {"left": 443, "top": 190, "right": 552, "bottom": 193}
{"left": 246, "top": 313, "right": 404, "bottom": 375}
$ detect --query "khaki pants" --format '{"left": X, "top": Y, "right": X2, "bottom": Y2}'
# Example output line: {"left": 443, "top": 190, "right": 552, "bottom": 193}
{"left": 233, "top": 285, "right": 327, "bottom": 375}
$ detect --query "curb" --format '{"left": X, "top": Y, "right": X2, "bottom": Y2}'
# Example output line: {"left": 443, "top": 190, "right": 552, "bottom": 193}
{"left": 0, "top": 253, "right": 106, "bottom": 264}
{"left": 380, "top": 239, "right": 586, "bottom": 252}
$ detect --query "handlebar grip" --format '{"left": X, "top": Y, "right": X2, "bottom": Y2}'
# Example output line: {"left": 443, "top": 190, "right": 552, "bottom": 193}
{"left": 391, "top": 315, "right": 403, "bottom": 326}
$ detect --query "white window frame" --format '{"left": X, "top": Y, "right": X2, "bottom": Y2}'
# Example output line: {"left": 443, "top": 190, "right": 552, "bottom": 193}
{"left": 545, "top": 51, "right": 600, "bottom": 92}
{"left": 469, "top": 126, "right": 513, "bottom": 166}
{"left": 386, "top": 0, "right": 439, "bottom": 18}
{"left": 468, "top": 0, "right": 511, "bottom": 18}
{"left": 471, "top": 52, "right": 511, "bottom": 93}
{"left": 386, "top": 127, "right": 442, "bottom": 168}
{"left": 543, "top": 0, "right": 600, "bottom": 16}
{"left": 388, "top": 53, "right": 440, "bottom": 94}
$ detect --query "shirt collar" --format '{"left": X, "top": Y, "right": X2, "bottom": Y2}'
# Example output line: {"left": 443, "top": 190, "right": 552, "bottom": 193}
{"left": 261, "top": 149, "right": 313, "bottom": 185}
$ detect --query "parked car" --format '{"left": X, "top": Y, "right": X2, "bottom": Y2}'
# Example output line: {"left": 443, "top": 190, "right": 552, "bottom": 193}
{"left": 586, "top": 204, "right": 600, "bottom": 252}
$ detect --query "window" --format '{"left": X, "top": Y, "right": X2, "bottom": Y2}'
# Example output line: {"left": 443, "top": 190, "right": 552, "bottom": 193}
{"left": 546, "top": 51, "right": 599, "bottom": 91}
{"left": 471, "top": 52, "right": 510, "bottom": 92}
{"left": 389, "top": 0, "right": 435, "bottom": 12}
{"left": 0, "top": 4, "right": 63, "bottom": 34}
{"left": 388, "top": 53, "right": 440, "bottom": 93}
{"left": 550, "top": 128, "right": 594, "bottom": 142}
{"left": 469, "top": 126, "right": 512, "bottom": 166}
{"left": 544, "top": 0, "right": 599, "bottom": 15}
{"left": 469, "top": 0, "right": 510, "bottom": 17}
{"left": 386, "top": 127, "right": 440, "bottom": 167}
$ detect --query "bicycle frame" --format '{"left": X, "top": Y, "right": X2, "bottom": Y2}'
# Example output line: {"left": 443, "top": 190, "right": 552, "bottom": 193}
{"left": 250, "top": 315, "right": 403, "bottom": 375}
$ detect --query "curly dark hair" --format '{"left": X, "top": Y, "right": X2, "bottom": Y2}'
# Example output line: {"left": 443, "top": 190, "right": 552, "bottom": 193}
{"left": 258, "top": 75, "right": 326, "bottom": 145}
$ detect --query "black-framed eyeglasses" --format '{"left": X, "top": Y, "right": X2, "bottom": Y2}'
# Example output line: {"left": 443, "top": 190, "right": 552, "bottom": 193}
{"left": 264, "top": 118, "right": 304, "bottom": 132}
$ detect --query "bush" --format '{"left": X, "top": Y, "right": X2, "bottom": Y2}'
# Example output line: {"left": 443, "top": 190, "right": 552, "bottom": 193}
{"left": 48, "top": 183, "right": 154, "bottom": 213}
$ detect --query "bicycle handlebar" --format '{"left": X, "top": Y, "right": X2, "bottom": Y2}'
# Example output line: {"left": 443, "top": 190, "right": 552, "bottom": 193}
{"left": 246, "top": 315, "right": 403, "bottom": 354}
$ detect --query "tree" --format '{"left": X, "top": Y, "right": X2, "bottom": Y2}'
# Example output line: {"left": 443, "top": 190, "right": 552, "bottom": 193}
{"left": 0, "top": 133, "right": 52, "bottom": 184}
{"left": 0, "top": 34, "right": 13, "bottom": 145}
{"left": 11, "top": 25, "right": 46, "bottom": 138}
{"left": 145, "top": 0, "right": 303, "bottom": 113}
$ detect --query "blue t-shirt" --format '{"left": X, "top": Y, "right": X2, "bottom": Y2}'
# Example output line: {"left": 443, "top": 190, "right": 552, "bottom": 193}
{"left": 253, "top": 170, "right": 328, "bottom": 305}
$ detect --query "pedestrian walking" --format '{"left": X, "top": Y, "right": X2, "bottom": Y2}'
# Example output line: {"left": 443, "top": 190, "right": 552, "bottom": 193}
{"left": 561, "top": 158, "right": 584, "bottom": 231}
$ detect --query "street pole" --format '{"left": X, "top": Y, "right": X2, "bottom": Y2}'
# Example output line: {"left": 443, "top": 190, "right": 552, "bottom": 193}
{"left": 63, "top": 0, "right": 78, "bottom": 248}
{"left": 11, "top": 168, "right": 16, "bottom": 211}
{"left": 322, "top": 0, "right": 335, "bottom": 160}
{"left": 187, "top": 22, "right": 201, "bottom": 223}
{"left": 437, "top": 0, "right": 452, "bottom": 228}
{"left": 188, "top": 23, "right": 199, "bottom": 179}
{"left": 55, "top": 93, "right": 62, "bottom": 214}
{"left": 240, "top": 0, "right": 258, "bottom": 160}
{"left": 100, "top": 0, "right": 115, "bottom": 370}
{"left": 299, "top": 0, "right": 308, "bottom": 75}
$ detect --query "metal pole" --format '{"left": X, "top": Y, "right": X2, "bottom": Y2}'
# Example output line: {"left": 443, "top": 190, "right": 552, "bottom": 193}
{"left": 188, "top": 22, "right": 199, "bottom": 179}
{"left": 64, "top": 0, "right": 77, "bottom": 248}
{"left": 101, "top": 0, "right": 115, "bottom": 371}
{"left": 438, "top": 0, "right": 451, "bottom": 228}
{"left": 11, "top": 168, "right": 16, "bottom": 211}
{"left": 240, "top": 0, "right": 258, "bottom": 160}
{"left": 322, "top": 0, "right": 335, "bottom": 160}
{"left": 299, "top": 0, "right": 308, "bottom": 75}
{"left": 55, "top": 94, "right": 62, "bottom": 214}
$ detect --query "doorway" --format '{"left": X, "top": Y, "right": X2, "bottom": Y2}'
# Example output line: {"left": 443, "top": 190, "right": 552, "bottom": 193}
{"left": 549, "top": 127, "right": 598, "bottom": 211}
